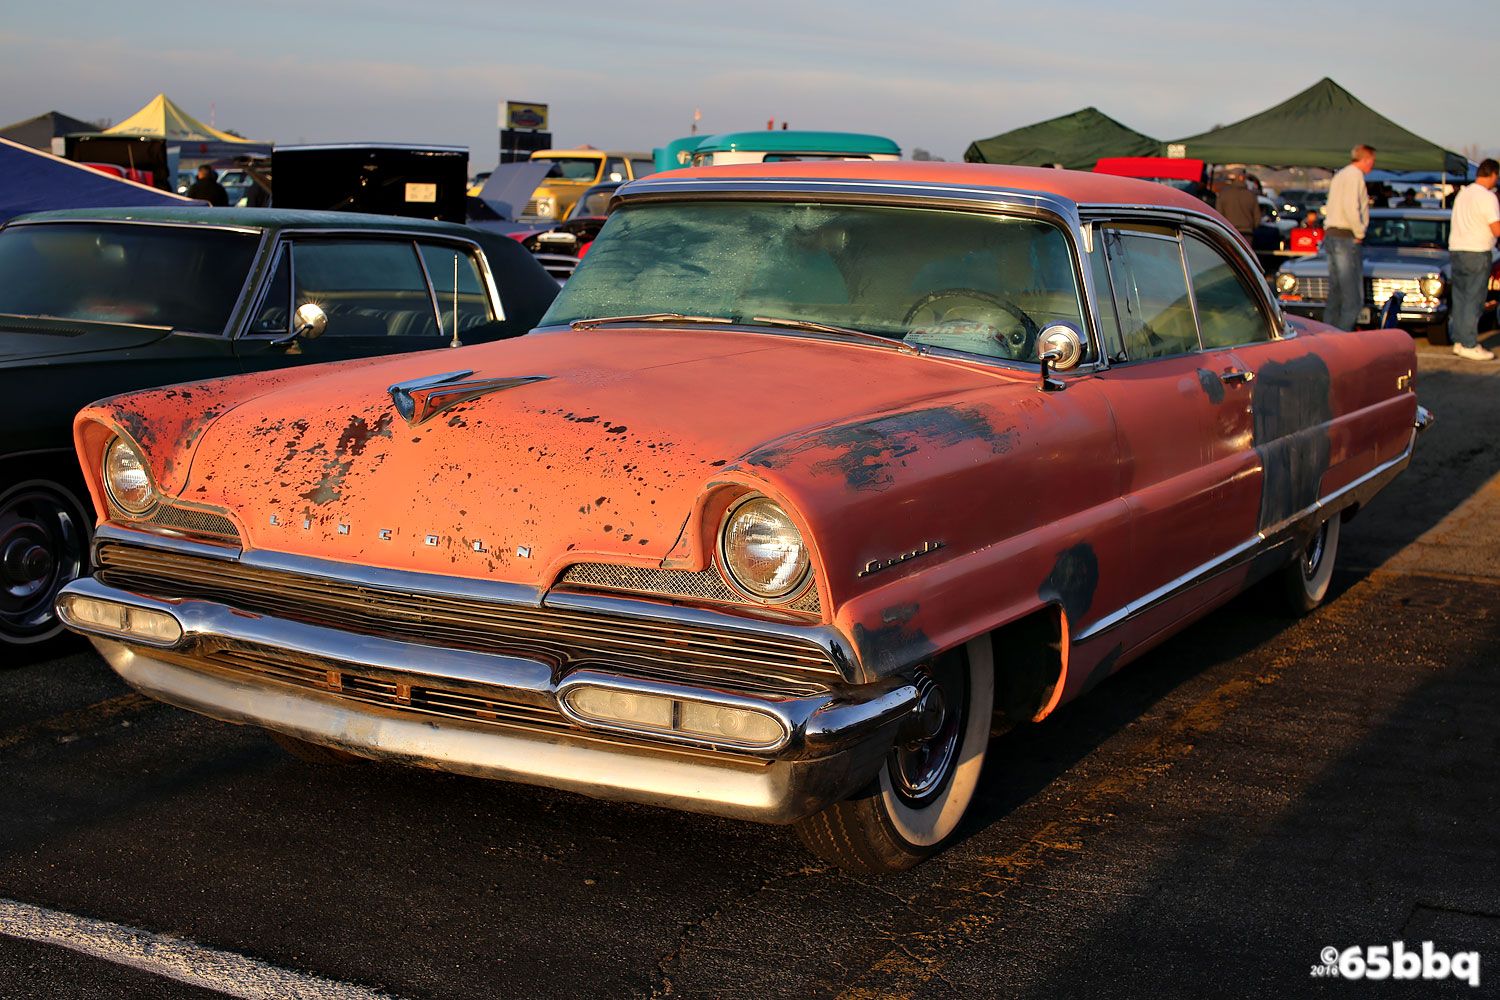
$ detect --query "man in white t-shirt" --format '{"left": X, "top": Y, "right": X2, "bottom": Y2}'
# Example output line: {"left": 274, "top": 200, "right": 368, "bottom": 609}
{"left": 1448, "top": 158, "right": 1500, "bottom": 361}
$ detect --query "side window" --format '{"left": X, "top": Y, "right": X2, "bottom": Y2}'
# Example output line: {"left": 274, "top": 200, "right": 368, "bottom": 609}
{"left": 418, "top": 243, "right": 498, "bottom": 338}
{"left": 1100, "top": 230, "right": 1199, "bottom": 360}
{"left": 292, "top": 240, "right": 437, "bottom": 338}
{"left": 602, "top": 157, "right": 628, "bottom": 182}
{"left": 629, "top": 158, "right": 655, "bottom": 179}
{"left": 1087, "top": 236, "right": 1125, "bottom": 362}
{"left": 249, "top": 245, "right": 291, "bottom": 334}
{"left": 1183, "top": 234, "right": 1272, "bottom": 348}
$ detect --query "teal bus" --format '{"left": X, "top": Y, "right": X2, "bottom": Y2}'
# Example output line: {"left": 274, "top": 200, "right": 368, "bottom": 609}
{"left": 653, "top": 131, "right": 900, "bottom": 172}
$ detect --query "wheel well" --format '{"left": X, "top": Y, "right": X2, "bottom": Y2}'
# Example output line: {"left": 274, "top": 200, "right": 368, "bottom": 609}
{"left": 985, "top": 606, "right": 1065, "bottom": 731}
{"left": 0, "top": 450, "right": 89, "bottom": 495}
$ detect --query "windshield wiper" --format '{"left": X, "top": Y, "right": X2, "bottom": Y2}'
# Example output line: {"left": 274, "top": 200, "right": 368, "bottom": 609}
{"left": 569, "top": 313, "right": 734, "bottom": 330}
{"left": 750, "top": 316, "right": 918, "bottom": 354}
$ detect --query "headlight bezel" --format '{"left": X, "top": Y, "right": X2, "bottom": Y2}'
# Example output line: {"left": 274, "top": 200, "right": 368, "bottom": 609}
{"left": 716, "top": 493, "right": 813, "bottom": 604}
{"left": 103, "top": 436, "right": 158, "bottom": 517}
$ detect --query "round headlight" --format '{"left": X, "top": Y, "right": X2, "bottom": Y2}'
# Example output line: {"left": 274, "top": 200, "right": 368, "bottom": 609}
{"left": 719, "top": 496, "right": 811, "bottom": 600}
{"left": 1274, "top": 272, "right": 1298, "bottom": 295}
{"left": 104, "top": 437, "right": 156, "bottom": 515}
{"left": 1419, "top": 275, "right": 1444, "bottom": 299}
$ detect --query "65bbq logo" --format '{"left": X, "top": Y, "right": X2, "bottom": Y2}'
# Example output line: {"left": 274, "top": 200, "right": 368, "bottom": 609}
{"left": 1311, "top": 942, "right": 1481, "bottom": 986}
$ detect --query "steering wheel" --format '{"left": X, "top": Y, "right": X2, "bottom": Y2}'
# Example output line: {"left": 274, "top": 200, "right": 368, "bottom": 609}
{"left": 902, "top": 288, "right": 1040, "bottom": 359}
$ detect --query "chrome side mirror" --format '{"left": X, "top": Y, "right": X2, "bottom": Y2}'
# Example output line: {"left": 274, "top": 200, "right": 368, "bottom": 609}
{"left": 1036, "top": 323, "right": 1083, "bottom": 392}
{"left": 269, "top": 302, "right": 328, "bottom": 348}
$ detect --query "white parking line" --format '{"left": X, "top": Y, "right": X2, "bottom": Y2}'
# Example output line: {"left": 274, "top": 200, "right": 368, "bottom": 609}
{"left": 0, "top": 898, "right": 401, "bottom": 1000}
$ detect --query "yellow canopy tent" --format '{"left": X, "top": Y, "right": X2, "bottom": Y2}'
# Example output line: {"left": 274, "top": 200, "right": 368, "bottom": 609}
{"left": 105, "top": 94, "right": 270, "bottom": 157}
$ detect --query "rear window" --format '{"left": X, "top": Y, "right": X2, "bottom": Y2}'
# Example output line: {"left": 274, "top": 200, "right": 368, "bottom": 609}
{"left": 0, "top": 222, "right": 259, "bottom": 332}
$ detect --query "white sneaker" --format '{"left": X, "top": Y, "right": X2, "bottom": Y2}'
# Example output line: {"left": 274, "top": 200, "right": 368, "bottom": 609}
{"left": 1452, "top": 343, "right": 1495, "bottom": 361}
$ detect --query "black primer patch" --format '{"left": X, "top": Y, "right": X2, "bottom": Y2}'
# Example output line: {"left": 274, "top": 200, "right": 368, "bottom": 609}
{"left": 746, "top": 405, "right": 1015, "bottom": 493}
{"left": 1196, "top": 368, "right": 1226, "bottom": 404}
{"left": 1038, "top": 543, "right": 1100, "bottom": 625}
{"left": 1251, "top": 355, "right": 1332, "bottom": 531}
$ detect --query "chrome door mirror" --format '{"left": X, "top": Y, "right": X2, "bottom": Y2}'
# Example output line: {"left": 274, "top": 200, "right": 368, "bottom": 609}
{"left": 1036, "top": 323, "right": 1083, "bottom": 392}
{"left": 293, "top": 302, "right": 329, "bottom": 340}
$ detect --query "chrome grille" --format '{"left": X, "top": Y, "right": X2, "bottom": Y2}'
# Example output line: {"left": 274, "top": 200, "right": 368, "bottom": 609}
{"left": 560, "top": 562, "right": 822, "bottom": 615}
{"left": 1370, "top": 277, "right": 1421, "bottom": 305}
{"left": 95, "top": 543, "right": 844, "bottom": 690}
{"left": 1297, "top": 276, "right": 1329, "bottom": 302}
{"left": 151, "top": 645, "right": 767, "bottom": 763}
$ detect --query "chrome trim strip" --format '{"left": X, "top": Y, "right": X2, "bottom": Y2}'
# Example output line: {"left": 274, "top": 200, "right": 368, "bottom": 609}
{"left": 1077, "top": 434, "right": 1416, "bottom": 643}
{"left": 89, "top": 637, "right": 890, "bottom": 823}
{"left": 94, "top": 523, "right": 242, "bottom": 560}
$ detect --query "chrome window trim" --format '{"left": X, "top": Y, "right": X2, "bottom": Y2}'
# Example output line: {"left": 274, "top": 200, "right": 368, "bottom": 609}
{"left": 2, "top": 217, "right": 269, "bottom": 339}
{"left": 233, "top": 230, "right": 504, "bottom": 341}
{"left": 1077, "top": 432, "right": 1416, "bottom": 644}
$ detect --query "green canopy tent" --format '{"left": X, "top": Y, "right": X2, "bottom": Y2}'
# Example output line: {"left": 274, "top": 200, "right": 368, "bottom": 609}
{"left": 964, "top": 107, "right": 1161, "bottom": 169}
{"left": 1170, "top": 77, "right": 1468, "bottom": 175}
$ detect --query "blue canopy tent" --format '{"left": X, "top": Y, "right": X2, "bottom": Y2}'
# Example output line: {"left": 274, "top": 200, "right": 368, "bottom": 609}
{"left": 0, "top": 137, "right": 200, "bottom": 224}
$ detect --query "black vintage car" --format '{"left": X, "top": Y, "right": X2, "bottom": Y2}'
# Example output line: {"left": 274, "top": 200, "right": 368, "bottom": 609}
{"left": 0, "top": 206, "right": 558, "bottom": 647}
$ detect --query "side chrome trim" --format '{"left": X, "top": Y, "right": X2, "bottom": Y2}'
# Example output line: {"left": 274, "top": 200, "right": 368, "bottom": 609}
{"left": 1078, "top": 433, "right": 1417, "bottom": 643}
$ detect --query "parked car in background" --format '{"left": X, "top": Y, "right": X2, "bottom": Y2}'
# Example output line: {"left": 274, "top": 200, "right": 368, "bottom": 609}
{"left": 1273, "top": 208, "right": 1496, "bottom": 343}
{"left": 654, "top": 131, "right": 901, "bottom": 173}
{"left": 512, "top": 180, "right": 623, "bottom": 281}
{"left": 0, "top": 206, "right": 558, "bottom": 647}
{"left": 59, "top": 163, "right": 1423, "bottom": 873}
{"left": 521, "top": 149, "right": 653, "bottom": 220}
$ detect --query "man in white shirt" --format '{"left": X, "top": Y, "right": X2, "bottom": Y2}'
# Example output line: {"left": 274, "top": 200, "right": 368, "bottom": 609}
{"left": 1448, "top": 158, "right": 1500, "bottom": 361}
{"left": 1323, "top": 144, "right": 1376, "bottom": 331}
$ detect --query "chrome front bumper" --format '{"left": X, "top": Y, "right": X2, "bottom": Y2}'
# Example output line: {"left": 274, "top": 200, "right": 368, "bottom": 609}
{"left": 62, "top": 576, "right": 918, "bottom": 824}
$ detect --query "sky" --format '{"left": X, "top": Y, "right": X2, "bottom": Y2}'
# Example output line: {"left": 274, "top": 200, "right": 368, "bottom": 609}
{"left": 3, "top": 0, "right": 1495, "bottom": 172}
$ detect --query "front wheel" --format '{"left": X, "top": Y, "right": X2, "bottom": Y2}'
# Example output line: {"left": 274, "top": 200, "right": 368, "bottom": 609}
{"left": 794, "top": 637, "right": 994, "bottom": 872}
{"left": 1279, "top": 513, "right": 1341, "bottom": 615}
{"left": 0, "top": 479, "right": 92, "bottom": 648}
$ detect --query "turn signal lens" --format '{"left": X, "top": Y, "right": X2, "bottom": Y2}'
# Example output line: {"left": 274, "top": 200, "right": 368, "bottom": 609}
{"left": 103, "top": 437, "right": 155, "bottom": 515}
{"left": 563, "top": 683, "right": 788, "bottom": 749}
{"left": 720, "top": 496, "right": 810, "bottom": 600}
{"left": 58, "top": 594, "right": 182, "bottom": 644}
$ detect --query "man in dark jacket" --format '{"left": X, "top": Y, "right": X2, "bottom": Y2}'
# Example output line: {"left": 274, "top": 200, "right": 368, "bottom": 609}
{"left": 186, "top": 164, "right": 229, "bottom": 206}
{"left": 1216, "top": 169, "right": 1259, "bottom": 240}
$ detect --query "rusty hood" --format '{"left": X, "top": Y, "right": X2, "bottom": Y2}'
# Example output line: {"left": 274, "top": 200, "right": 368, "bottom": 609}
{"left": 99, "top": 327, "right": 1016, "bottom": 587}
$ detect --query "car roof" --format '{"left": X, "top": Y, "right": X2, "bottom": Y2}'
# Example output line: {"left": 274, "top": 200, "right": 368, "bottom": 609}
{"left": 640, "top": 160, "right": 1220, "bottom": 215}
{"left": 532, "top": 149, "right": 651, "bottom": 159}
{"left": 5, "top": 206, "right": 493, "bottom": 240}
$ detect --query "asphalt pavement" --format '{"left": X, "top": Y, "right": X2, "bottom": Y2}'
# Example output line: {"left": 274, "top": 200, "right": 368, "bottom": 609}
{"left": 2, "top": 337, "right": 1498, "bottom": 1000}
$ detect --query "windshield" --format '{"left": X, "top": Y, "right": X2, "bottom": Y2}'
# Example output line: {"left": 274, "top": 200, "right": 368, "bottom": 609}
{"left": 541, "top": 201, "right": 1086, "bottom": 363}
{"left": 0, "top": 222, "right": 259, "bottom": 331}
{"left": 535, "top": 156, "right": 601, "bottom": 181}
{"left": 1363, "top": 216, "right": 1448, "bottom": 248}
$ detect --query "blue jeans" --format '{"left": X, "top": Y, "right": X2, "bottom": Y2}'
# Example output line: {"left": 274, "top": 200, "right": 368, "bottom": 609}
{"left": 1324, "top": 232, "right": 1363, "bottom": 331}
{"left": 1448, "top": 250, "right": 1490, "bottom": 349}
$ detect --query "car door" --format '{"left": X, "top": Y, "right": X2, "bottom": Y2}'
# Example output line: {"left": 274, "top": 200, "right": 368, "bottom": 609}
{"left": 233, "top": 237, "right": 497, "bottom": 370}
{"left": 1087, "top": 223, "right": 1265, "bottom": 639}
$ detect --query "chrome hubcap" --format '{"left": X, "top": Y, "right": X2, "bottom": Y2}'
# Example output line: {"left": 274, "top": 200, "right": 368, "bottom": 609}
{"left": 1301, "top": 521, "right": 1328, "bottom": 579}
{"left": 890, "top": 655, "right": 967, "bottom": 804}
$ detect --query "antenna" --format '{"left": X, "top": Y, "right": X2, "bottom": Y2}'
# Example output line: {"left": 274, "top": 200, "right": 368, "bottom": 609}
{"left": 449, "top": 253, "right": 462, "bottom": 348}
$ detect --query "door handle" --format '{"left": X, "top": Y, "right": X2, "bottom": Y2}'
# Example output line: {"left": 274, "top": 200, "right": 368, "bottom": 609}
{"left": 1219, "top": 369, "right": 1256, "bottom": 384}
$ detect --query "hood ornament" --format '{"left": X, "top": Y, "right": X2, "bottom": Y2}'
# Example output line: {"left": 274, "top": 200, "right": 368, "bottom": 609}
{"left": 388, "top": 370, "right": 549, "bottom": 426}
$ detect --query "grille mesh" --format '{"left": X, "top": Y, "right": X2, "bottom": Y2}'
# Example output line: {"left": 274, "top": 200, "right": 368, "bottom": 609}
{"left": 1292, "top": 275, "right": 1423, "bottom": 306}
{"left": 140, "top": 505, "right": 241, "bottom": 539}
{"left": 95, "top": 543, "right": 842, "bottom": 693}
{"left": 560, "top": 562, "right": 821, "bottom": 615}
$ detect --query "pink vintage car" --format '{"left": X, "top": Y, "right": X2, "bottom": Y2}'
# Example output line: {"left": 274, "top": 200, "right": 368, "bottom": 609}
{"left": 58, "top": 162, "right": 1427, "bottom": 872}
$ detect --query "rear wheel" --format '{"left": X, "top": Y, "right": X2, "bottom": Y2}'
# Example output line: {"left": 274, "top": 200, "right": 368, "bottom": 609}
{"left": 794, "top": 637, "right": 994, "bottom": 872}
{"left": 0, "top": 479, "right": 92, "bottom": 648}
{"left": 1279, "top": 514, "right": 1341, "bottom": 615}
{"left": 266, "top": 730, "right": 367, "bottom": 765}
